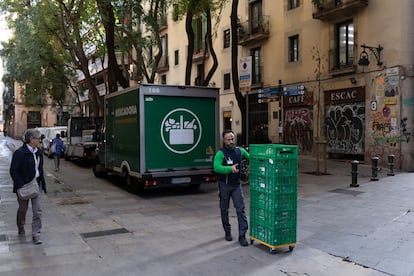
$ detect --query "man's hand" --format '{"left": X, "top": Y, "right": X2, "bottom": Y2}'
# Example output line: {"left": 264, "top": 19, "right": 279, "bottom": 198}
{"left": 231, "top": 164, "right": 239, "bottom": 173}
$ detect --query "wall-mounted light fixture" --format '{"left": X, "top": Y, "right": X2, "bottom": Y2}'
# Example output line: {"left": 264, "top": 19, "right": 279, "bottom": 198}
{"left": 350, "top": 77, "right": 357, "bottom": 85}
{"left": 358, "top": 44, "right": 383, "bottom": 66}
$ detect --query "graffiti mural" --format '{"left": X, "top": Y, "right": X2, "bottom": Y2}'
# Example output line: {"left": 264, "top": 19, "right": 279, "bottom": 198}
{"left": 324, "top": 103, "right": 365, "bottom": 155}
{"left": 400, "top": 117, "right": 412, "bottom": 143}
{"left": 284, "top": 108, "right": 313, "bottom": 154}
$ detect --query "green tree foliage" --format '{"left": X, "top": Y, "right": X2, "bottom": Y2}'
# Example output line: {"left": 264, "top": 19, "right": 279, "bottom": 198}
{"left": 0, "top": 1, "right": 89, "bottom": 113}
{"left": 0, "top": 1, "right": 71, "bottom": 108}
{"left": 114, "top": 0, "right": 170, "bottom": 84}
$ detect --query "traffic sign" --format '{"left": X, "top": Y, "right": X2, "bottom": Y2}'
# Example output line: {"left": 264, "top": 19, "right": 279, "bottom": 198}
{"left": 239, "top": 56, "right": 252, "bottom": 92}
{"left": 282, "top": 85, "right": 306, "bottom": 96}
{"left": 258, "top": 86, "right": 280, "bottom": 98}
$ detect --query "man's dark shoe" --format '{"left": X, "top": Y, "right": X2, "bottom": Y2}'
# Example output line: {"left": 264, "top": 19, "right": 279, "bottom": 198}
{"left": 225, "top": 232, "right": 233, "bottom": 241}
{"left": 239, "top": 236, "right": 248, "bottom": 246}
{"left": 33, "top": 237, "right": 42, "bottom": 245}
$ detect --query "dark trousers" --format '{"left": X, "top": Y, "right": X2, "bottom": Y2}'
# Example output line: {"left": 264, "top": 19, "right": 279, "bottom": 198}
{"left": 219, "top": 182, "right": 248, "bottom": 237}
{"left": 54, "top": 153, "right": 61, "bottom": 170}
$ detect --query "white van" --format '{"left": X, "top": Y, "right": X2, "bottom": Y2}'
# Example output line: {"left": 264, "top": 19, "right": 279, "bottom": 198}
{"left": 42, "top": 126, "right": 67, "bottom": 157}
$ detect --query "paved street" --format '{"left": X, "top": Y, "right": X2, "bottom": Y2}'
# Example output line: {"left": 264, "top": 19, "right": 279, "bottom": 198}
{"left": 0, "top": 135, "right": 414, "bottom": 275}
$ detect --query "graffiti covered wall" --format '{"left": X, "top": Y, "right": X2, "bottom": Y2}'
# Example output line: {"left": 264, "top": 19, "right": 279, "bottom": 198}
{"left": 324, "top": 87, "right": 366, "bottom": 156}
{"left": 284, "top": 108, "right": 313, "bottom": 154}
{"left": 283, "top": 91, "right": 314, "bottom": 154}
{"left": 325, "top": 104, "right": 365, "bottom": 155}
{"left": 366, "top": 67, "right": 409, "bottom": 167}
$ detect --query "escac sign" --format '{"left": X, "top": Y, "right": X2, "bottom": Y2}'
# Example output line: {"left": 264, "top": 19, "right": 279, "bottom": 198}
{"left": 324, "top": 87, "right": 365, "bottom": 104}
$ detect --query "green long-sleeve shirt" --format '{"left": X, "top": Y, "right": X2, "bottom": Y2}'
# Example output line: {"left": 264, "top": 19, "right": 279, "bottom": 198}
{"left": 213, "top": 147, "right": 249, "bottom": 174}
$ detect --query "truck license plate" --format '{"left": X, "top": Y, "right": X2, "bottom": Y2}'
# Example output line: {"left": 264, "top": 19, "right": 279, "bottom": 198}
{"left": 171, "top": 177, "right": 191, "bottom": 184}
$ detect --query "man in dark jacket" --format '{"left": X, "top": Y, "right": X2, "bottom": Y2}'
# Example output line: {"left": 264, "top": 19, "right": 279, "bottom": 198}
{"left": 213, "top": 130, "right": 250, "bottom": 246}
{"left": 10, "top": 129, "right": 47, "bottom": 244}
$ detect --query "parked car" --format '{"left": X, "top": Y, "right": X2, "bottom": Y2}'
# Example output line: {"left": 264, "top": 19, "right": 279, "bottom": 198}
{"left": 42, "top": 126, "right": 67, "bottom": 158}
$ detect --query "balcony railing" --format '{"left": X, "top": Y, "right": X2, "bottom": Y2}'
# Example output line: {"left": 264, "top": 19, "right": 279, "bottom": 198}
{"left": 238, "top": 15, "right": 270, "bottom": 46}
{"left": 157, "top": 55, "right": 169, "bottom": 73}
{"left": 158, "top": 15, "right": 168, "bottom": 31}
{"left": 312, "top": 0, "right": 369, "bottom": 20}
{"left": 192, "top": 49, "right": 209, "bottom": 63}
{"left": 328, "top": 48, "right": 357, "bottom": 75}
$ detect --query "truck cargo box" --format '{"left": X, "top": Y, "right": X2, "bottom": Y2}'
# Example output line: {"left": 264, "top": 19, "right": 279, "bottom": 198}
{"left": 93, "top": 84, "right": 219, "bottom": 190}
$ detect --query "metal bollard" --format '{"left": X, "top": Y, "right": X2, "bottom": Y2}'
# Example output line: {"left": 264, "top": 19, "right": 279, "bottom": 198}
{"left": 370, "top": 156, "right": 379, "bottom": 181}
{"left": 387, "top": 154, "right": 395, "bottom": 176}
{"left": 350, "top": 160, "right": 359, "bottom": 187}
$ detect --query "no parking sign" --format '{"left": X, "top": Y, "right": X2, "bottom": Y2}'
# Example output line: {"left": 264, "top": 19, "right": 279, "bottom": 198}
{"left": 239, "top": 56, "right": 252, "bottom": 92}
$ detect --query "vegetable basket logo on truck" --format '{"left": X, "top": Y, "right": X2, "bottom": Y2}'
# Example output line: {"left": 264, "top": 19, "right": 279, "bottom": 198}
{"left": 161, "top": 108, "right": 202, "bottom": 154}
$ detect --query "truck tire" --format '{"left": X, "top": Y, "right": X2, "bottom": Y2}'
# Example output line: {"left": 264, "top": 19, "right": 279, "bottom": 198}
{"left": 124, "top": 170, "right": 137, "bottom": 193}
{"left": 92, "top": 159, "right": 107, "bottom": 178}
{"left": 123, "top": 169, "right": 144, "bottom": 193}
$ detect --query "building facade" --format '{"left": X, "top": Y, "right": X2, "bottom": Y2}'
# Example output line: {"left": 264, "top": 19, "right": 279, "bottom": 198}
{"left": 4, "top": 82, "right": 75, "bottom": 139}
{"left": 152, "top": 0, "right": 414, "bottom": 170}
{"left": 66, "top": 0, "right": 414, "bottom": 171}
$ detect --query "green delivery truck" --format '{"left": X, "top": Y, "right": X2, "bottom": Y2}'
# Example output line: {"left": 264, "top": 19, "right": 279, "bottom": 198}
{"left": 92, "top": 84, "right": 220, "bottom": 190}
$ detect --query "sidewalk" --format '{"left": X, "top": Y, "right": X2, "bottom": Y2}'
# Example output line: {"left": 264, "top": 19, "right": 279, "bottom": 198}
{"left": 0, "top": 137, "right": 413, "bottom": 275}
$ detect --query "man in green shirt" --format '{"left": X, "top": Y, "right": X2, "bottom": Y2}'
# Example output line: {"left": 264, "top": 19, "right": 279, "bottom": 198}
{"left": 213, "top": 130, "right": 249, "bottom": 246}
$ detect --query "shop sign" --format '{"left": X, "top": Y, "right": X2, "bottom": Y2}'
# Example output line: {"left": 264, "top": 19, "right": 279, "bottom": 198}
{"left": 324, "top": 87, "right": 365, "bottom": 105}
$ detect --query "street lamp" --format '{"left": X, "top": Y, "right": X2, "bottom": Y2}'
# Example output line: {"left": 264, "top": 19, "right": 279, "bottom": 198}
{"left": 358, "top": 43, "right": 383, "bottom": 66}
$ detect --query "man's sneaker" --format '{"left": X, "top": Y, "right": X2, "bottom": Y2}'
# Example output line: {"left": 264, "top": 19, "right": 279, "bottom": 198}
{"left": 239, "top": 236, "right": 248, "bottom": 246}
{"left": 18, "top": 228, "right": 25, "bottom": 235}
{"left": 225, "top": 232, "right": 233, "bottom": 241}
{"left": 33, "top": 237, "right": 42, "bottom": 245}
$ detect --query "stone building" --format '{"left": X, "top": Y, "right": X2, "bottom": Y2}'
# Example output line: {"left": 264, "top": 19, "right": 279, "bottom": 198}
{"left": 28, "top": 0, "right": 413, "bottom": 170}
{"left": 152, "top": 0, "right": 414, "bottom": 170}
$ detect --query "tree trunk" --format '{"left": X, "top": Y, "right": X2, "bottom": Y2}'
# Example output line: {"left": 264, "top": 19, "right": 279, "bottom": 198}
{"left": 202, "top": 9, "right": 218, "bottom": 86}
{"left": 185, "top": 10, "right": 195, "bottom": 85}
{"left": 96, "top": 0, "right": 129, "bottom": 93}
{"left": 230, "top": 0, "right": 247, "bottom": 144}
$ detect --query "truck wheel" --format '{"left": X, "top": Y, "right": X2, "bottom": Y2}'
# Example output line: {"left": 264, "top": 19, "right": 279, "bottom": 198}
{"left": 124, "top": 171, "right": 139, "bottom": 193}
{"left": 92, "top": 159, "right": 107, "bottom": 178}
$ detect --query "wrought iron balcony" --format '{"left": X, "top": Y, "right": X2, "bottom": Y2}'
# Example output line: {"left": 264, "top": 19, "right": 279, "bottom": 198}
{"left": 238, "top": 15, "right": 270, "bottom": 46}
{"left": 157, "top": 55, "right": 169, "bottom": 73}
{"left": 328, "top": 48, "right": 357, "bottom": 76}
{"left": 312, "top": 0, "right": 368, "bottom": 21}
